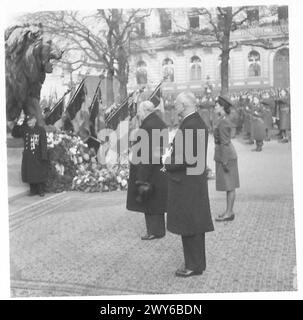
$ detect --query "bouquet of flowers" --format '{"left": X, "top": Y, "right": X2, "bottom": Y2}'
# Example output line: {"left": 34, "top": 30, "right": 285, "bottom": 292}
{"left": 45, "top": 131, "right": 129, "bottom": 193}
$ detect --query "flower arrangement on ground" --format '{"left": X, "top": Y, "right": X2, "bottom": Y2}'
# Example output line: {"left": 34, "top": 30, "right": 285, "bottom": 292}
{"left": 45, "top": 131, "right": 129, "bottom": 193}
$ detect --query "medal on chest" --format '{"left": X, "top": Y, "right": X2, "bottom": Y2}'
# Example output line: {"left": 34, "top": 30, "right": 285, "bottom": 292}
{"left": 29, "top": 133, "right": 40, "bottom": 150}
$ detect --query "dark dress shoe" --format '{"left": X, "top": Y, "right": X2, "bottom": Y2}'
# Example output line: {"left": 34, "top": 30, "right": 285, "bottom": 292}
{"left": 175, "top": 268, "right": 203, "bottom": 277}
{"left": 39, "top": 192, "right": 45, "bottom": 197}
{"left": 215, "top": 214, "right": 235, "bottom": 222}
{"left": 141, "top": 234, "right": 163, "bottom": 240}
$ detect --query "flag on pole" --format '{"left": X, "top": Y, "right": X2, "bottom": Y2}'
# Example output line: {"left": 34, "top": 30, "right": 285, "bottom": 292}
{"left": 148, "top": 81, "right": 163, "bottom": 107}
{"left": 84, "top": 135, "right": 102, "bottom": 153}
{"left": 105, "top": 92, "right": 135, "bottom": 131}
{"left": 65, "top": 78, "right": 86, "bottom": 120}
{"left": 89, "top": 81, "right": 102, "bottom": 137}
{"left": 45, "top": 96, "right": 64, "bottom": 125}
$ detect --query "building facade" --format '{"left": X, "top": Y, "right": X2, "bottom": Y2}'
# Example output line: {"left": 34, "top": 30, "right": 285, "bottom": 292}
{"left": 127, "top": 6, "right": 289, "bottom": 95}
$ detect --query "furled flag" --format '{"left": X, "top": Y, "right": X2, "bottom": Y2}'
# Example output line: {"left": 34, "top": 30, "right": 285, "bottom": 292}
{"left": 105, "top": 92, "right": 135, "bottom": 131}
{"left": 45, "top": 95, "right": 64, "bottom": 125}
{"left": 89, "top": 81, "right": 102, "bottom": 137}
{"left": 148, "top": 81, "right": 163, "bottom": 108}
{"left": 65, "top": 78, "right": 87, "bottom": 120}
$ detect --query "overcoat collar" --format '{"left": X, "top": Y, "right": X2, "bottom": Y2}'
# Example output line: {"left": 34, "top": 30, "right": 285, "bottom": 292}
{"left": 140, "top": 111, "right": 158, "bottom": 128}
{"left": 179, "top": 111, "right": 199, "bottom": 129}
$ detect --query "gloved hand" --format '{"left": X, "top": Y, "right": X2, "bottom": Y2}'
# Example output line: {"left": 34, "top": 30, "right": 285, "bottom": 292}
{"left": 135, "top": 181, "right": 154, "bottom": 202}
{"left": 222, "top": 163, "right": 229, "bottom": 173}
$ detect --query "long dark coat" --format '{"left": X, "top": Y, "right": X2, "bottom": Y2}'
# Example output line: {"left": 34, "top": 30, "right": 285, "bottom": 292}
{"left": 261, "top": 99, "right": 274, "bottom": 129}
{"left": 262, "top": 107, "right": 273, "bottom": 129}
{"left": 278, "top": 98, "right": 291, "bottom": 130}
{"left": 12, "top": 123, "right": 48, "bottom": 183}
{"left": 251, "top": 105, "right": 266, "bottom": 141}
{"left": 126, "top": 112, "right": 168, "bottom": 215}
{"left": 243, "top": 106, "right": 252, "bottom": 134}
{"left": 197, "top": 107, "right": 211, "bottom": 131}
{"left": 165, "top": 112, "right": 214, "bottom": 236}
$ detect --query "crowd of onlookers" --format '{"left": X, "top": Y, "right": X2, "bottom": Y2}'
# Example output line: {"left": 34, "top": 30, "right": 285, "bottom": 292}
{"left": 162, "top": 88, "right": 291, "bottom": 142}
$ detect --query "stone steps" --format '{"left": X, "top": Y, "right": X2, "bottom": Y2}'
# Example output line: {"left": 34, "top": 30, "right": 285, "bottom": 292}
{"left": 9, "top": 192, "right": 71, "bottom": 232}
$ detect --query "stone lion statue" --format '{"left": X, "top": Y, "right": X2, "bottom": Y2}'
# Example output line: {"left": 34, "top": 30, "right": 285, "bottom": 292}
{"left": 5, "top": 24, "right": 63, "bottom": 126}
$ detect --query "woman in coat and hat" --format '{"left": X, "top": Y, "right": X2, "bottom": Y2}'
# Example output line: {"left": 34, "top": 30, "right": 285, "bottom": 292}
{"left": 213, "top": 96, "right": 240, "bottom": 222}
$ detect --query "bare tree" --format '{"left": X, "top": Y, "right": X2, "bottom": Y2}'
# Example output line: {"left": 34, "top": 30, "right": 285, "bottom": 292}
{"left": 18, "top": 9, "right": 150, "bottom": 105}
{"left": 173, "top": 6, "right": 289, "bottom": 95}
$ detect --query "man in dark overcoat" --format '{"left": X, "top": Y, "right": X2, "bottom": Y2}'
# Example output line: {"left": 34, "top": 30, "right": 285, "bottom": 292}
{"left": 163, "top": 91, "right": 214, "bottom": 277}
{"left": 126, "top": 101, "right": 168, "bottom": 240}
{"left": 251, "top": 101, "right": 266, "bottom": 152}
{"left": 277, "top": 94, "right": 291, "bottom": 143}
{"left": 260, "top": 99, "right": 274, "bottom": 141}
{"left": 12, "top": 114, "right": 48, "bottom": 196}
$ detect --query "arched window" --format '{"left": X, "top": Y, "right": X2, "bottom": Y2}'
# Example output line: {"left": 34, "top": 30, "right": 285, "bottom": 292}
{"left": 248, "top": 50, "right": 261, "bottom": 77}
{"left": 162, "top": 58, "right": 174, "bottom": 82}
{"left": 190, "top": 56, "right": 202, "bottom": 80}
{"left": 136, "top": 60, "right": 147, "bottom": 84}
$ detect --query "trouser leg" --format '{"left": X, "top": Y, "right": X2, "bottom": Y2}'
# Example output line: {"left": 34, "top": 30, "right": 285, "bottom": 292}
{"left": 144, "top": 213, "right": 165, "bottom": 237}
{"left": 265, "top": 128, "right": 270, "bottom": 141}
{"left": 256, "top": 140, "right": 263, "bottom": 150}
{"left": 29, "top": 183, "right": 38, "bottom": 194}
{"left": 37, "top": 182, "right": 45, "bottom": 195}
{"left": 248, "top": 133, "right": 254, "bottom": 144}
{"left": 181, "top": 233, "right": 206, "bottom": 273}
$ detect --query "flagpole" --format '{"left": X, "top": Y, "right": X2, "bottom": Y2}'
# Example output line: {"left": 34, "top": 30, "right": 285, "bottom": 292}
{"left": 148, "top": 77, "right": 166, "bottom": 101}
{"left": 105, "top": 91, "right": 135, "bottom": 124}
{"left": 45, "top": 89, "right": 70, "bottom": 120}
{"left": 89, "top": 78, "right": 102, "bottom": 114}
{"left": 65, "top": 77, "right": 86, "bottom": 110}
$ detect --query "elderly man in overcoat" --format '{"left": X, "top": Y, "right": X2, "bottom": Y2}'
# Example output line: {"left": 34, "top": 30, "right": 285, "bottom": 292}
{"left": 126, "top": 101, "right": 168, "bottom": 240}
{"left": 163, "top": 91, "right": 214, "bottom": 277}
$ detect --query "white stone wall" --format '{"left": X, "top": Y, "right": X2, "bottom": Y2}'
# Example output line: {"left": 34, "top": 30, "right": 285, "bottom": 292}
{"left": 128, "top": 44, "right": 287, "bottom": 91}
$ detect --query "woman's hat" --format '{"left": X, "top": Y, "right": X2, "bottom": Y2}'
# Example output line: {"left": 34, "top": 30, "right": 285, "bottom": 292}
{"left": 217, "top": 95, "right": 233, "bottom": 108}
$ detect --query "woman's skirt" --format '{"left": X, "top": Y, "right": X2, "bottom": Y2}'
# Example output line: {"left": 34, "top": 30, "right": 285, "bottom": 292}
{"left": 215, "top": 159, "right": 240, "bottom": 191}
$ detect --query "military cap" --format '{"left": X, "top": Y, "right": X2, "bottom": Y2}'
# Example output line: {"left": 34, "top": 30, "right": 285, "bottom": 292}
{"left": 26, "top": 114, "right": 37, "bottom": 120}
{"left": 217, "top": 95, "right": 233, "bottom": 108}
{"left": 276, "top": 99, "right": 286, "bottom": 105}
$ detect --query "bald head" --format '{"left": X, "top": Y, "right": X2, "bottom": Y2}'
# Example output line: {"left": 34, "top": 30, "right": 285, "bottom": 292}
{"left": 137, "top": 100, "right": 155, "bottom": 122}
{"left": 175, "top": 91, "right": 197, "bottom": 119}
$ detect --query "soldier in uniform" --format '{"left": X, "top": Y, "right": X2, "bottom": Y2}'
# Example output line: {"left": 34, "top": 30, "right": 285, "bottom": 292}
{"left": 126, "top": 101, "right": 168, "bottom": 240}
{"left": 251, "top": 97, "right": 266, "bottom": 152}
{"left": 213, "top": 96, "right": 240, "bottom": 222}
{"left": 228, "top": 103, "right": 239, "bottom": 139}
{"left": 243, "top": 103, "right": 254, "bottom": 144}
{"left": 12, "top": 114, "right": 48, "bottom": 196}
{"left": 277, "top": 89, "right": 291, "bottom": 143}
{"left": 260, "top": 99, "right": 273, "bottom": 141}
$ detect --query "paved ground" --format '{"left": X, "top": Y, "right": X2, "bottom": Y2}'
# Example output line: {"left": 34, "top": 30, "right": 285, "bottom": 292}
{"left": 8, "top": 136, "right": 296, "bottom": 297}
{"left": 7, "top": 148, "right": 28, "bottom": 199}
